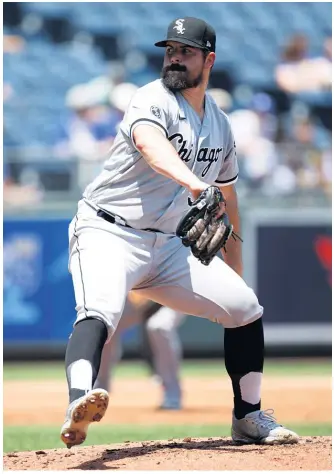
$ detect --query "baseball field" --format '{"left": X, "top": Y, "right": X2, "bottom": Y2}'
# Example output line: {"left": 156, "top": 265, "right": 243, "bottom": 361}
{"left": 3, "top": 358, "right": 332, "bottom": 470}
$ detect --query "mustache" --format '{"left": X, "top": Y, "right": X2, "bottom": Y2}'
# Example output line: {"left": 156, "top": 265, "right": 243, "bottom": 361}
{"left": 164, "top": 64, "right": 187, "bottom": 73}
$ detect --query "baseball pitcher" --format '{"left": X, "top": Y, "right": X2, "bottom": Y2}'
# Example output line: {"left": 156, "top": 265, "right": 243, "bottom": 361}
{"left": 61, "top": 17, "right": 299, "bottom": 448}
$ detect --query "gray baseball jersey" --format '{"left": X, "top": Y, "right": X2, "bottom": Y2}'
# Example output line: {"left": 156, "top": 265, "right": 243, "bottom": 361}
{"left": 83, "top": 79, "right": 238, "bottom": 234}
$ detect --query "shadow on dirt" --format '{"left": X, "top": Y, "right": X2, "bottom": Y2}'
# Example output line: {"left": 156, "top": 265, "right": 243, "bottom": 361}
{"left": 70, "top": 438, "right": 267, "bottom": 470}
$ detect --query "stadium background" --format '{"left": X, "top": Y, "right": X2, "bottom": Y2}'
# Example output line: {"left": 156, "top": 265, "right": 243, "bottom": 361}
{"left": 3, "top": 1, "right": 332, "bottom": 457}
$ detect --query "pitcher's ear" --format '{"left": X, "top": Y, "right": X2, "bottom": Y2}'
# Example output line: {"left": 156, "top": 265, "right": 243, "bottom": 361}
{"left": 205, "top": 52, "right": 215, "bottom": 69}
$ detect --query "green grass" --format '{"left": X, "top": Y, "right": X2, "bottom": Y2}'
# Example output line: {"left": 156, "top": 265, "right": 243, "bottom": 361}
{"left": 3, "top": 358, "right": 332, "bottom": 381}
{"left": 4, "top": 360, "right": 331, "bottom": 453}
{"left": 3, "top": 423, "right": 332, "bottom": 453}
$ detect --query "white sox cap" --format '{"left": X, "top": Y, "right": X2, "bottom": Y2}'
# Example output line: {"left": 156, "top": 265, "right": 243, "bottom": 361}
{"left": 155, "top": 17, "right": 216, "bottom": 53}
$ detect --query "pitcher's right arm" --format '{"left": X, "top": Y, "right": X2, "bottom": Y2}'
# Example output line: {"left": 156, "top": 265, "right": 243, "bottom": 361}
{"left": 133, "top": 124, "right": 208, "bottom": 199}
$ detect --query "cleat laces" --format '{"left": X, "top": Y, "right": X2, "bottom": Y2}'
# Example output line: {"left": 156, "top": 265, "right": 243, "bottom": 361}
{"left": 258, "top": 409, "right": 282, "bottom": 429}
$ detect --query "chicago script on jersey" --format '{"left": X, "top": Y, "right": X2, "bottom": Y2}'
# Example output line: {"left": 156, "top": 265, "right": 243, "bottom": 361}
{"left": 169, "top": 132, "right": 223, "bottom": 177}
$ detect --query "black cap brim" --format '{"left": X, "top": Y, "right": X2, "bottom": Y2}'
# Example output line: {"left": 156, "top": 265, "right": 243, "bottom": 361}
{"left": 155, "top": 37, "right": 208, "bottom": 50}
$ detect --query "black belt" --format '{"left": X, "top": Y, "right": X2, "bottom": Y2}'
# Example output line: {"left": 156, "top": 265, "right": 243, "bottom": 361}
{"left": 97, "top": 209, "right": 130, "bottom": 227}
{"left": 97, "top": 209, "right": 159, "bottom": 233}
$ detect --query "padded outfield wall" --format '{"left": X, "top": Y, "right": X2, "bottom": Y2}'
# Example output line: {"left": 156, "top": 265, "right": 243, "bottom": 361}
{"left": 3, "top": 206, "right": 331, "bottom": 359}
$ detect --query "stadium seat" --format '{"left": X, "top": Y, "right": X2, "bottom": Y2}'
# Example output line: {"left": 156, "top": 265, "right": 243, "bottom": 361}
{"left": 4, "top": 2, "right": 331, "bottom": 148}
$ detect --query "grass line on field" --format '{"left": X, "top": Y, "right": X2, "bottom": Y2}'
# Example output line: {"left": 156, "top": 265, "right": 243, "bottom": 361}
{"left": 3, "top": 423, "right": 332, "bottom": 453}
{"left": 3, "top": 359, "right": 332, "bottom": 381}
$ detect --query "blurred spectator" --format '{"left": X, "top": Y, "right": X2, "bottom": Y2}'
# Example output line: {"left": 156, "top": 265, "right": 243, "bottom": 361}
{"left": 229, "top": 104, "right": 281, "bottom": 193}
{"left": 320, "top": 149, "right": 332, "bottom": 198}
{"left": 275, "top": 34, "right": 332, "bottom": 97}
{"left": 4, "top": 178, "right": 43, "bottom": 209}
{"left": 275, "top": 34, "right": 309, "bottom": 93}
{"left": 109, "top": 82, "right": 139, "bottom": 116}
{"left": 323, "top": 35, "right": 332, "bottom": 63}
{"left": 3, "top": 82, "right": 14, "bottom": 102}
{"left": 4, "top": 149, "right": 43, "bottom": 209}
{"left": 210, "top": 88, "right": 289, "bottom": 195}
{"left": 3, "top": 34, "right": 26, "bottom": 54}
{"left": 4, "top": 34, "right": 24, "bottom": 117}
{"left": 207, "top": 88, "right": 233, "bottom": 113}
{"left": 55, "top": 80, "right": 122, "bottom": 190}
{"left": 4, "top": 74, "right": 43, "bottom": 209}
{"left": 3, "top": 3, "right": 331, "bottom": 201}
{"left": 55, "top": 79, "right": 138, "bottom": 191}
{"left": 276, "top": 114, "right": 331, "bottom": 194}
{"left": 248, "top": 92, "right": 279, "bottom": 145}
{"left": 314, "top": 35, "right": 332, "bottom": 90}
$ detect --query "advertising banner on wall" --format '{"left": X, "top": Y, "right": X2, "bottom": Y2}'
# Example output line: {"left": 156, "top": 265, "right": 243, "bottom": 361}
{"left": 3, "top": 217, "right": 148, "bottom": 352}
{"left": 4, "top": 218, "right": 75, "bottom": 343}
{"left": 257, "top": 225, "right": 331, "bottom": 324}
{"left": 242, "top": 208, "right": 332, "bottom": 348}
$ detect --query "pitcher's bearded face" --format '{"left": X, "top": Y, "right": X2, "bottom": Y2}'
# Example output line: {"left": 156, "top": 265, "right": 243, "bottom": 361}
{"left": 161, "top": 43, "right": 205, "bottom": 92}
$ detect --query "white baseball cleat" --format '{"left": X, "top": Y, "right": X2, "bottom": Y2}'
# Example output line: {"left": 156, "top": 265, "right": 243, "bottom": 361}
{"left": 60, "top": 389, "right": 109, "bottom": 448}
{"left": 231, "top": 409, "right": 299, "bottom": 445}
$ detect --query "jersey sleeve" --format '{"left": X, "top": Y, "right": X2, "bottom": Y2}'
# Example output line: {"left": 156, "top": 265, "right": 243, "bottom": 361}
{"left": 122, "top": 86, "right": 170, "bottom": 147}
{"left": 215, "top": 121, "right": 239, "bottom": 186}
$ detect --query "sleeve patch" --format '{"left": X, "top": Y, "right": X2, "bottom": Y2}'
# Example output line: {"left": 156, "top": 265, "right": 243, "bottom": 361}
{"left": 150, "top": 106, "right": 162, "bottom": 119}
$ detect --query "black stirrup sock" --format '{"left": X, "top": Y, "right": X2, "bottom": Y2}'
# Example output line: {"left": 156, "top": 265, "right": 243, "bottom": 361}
{"left": 224, "top": 317, "right": 264, "bottom": 419}
{"left": 65, "top": 318, "right": 108, "bottom": 403}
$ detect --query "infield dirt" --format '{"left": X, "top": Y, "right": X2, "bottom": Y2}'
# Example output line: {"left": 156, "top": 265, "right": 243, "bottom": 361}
{"left": 4, "top": 437, "right": 332, "bottom": 470}
{"left": 4, "top": 374, "right": 332, "bottom": 470}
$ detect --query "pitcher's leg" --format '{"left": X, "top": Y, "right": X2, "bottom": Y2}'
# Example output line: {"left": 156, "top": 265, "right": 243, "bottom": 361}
{"left": 164, "top": 251, "right": 266, "bottom": 423}
{"left": 142, "top": 242, "right": 297, "bottom": 443}
{"left": 93, "top": 326, "right": 122, "bottom": 392}
{"left": 146, "top": 308, "right": 185, "bottom": 409}
{"left": 139, "top": 301, "right": 163, "bottom": 376}
{"left": 65, "top": 227, "right": 129, "bottom": 402}
{"left": 65, "top": 318, "right": 108, "bottom": 404}
{"left": 62, "top": 221, "right": 150, "bottom": 448}
{"left": 140, "top": 248, "right": 262, "bottom": 329}
{"left": 94, "top": 298, "right": 143, "bottom": 391}
{"left": 62, "top": 317, "right": 110, "bottom": 448}
{"left": 224, "top": 317, "right": 264, "bottom": 419}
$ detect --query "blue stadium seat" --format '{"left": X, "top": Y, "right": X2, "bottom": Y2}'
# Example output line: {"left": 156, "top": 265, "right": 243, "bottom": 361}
{"left": 236, "top": 59, "right": 276, "bottom": 88}
{"left": 72, "top": 11, "right": 120, "bottom": 35}
{"left": 21, "top": 2, "right": 73, "bottom": 19}
{"left": 4, "top": 1, "right": 330, "bottom": 150}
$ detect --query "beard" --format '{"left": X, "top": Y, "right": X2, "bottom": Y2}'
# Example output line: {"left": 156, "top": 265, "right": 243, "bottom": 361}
{"left": 161, "top": 64, "right": 203, "bottom": 92}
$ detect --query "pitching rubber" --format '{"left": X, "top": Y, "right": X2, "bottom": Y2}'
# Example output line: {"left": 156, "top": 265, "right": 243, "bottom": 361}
{"left": 61, "top": 389, "right": 109, "bottom": 449}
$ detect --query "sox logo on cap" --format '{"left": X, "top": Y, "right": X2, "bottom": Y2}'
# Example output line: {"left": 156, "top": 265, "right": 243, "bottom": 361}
{"left": 173, "top": 19, "right": 185, "bottom": 35}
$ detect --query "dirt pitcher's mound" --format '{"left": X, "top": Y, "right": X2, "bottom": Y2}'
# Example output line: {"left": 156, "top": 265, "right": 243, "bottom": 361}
{"left": 4, "top": 436, "right": 331, "bottom": 471}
